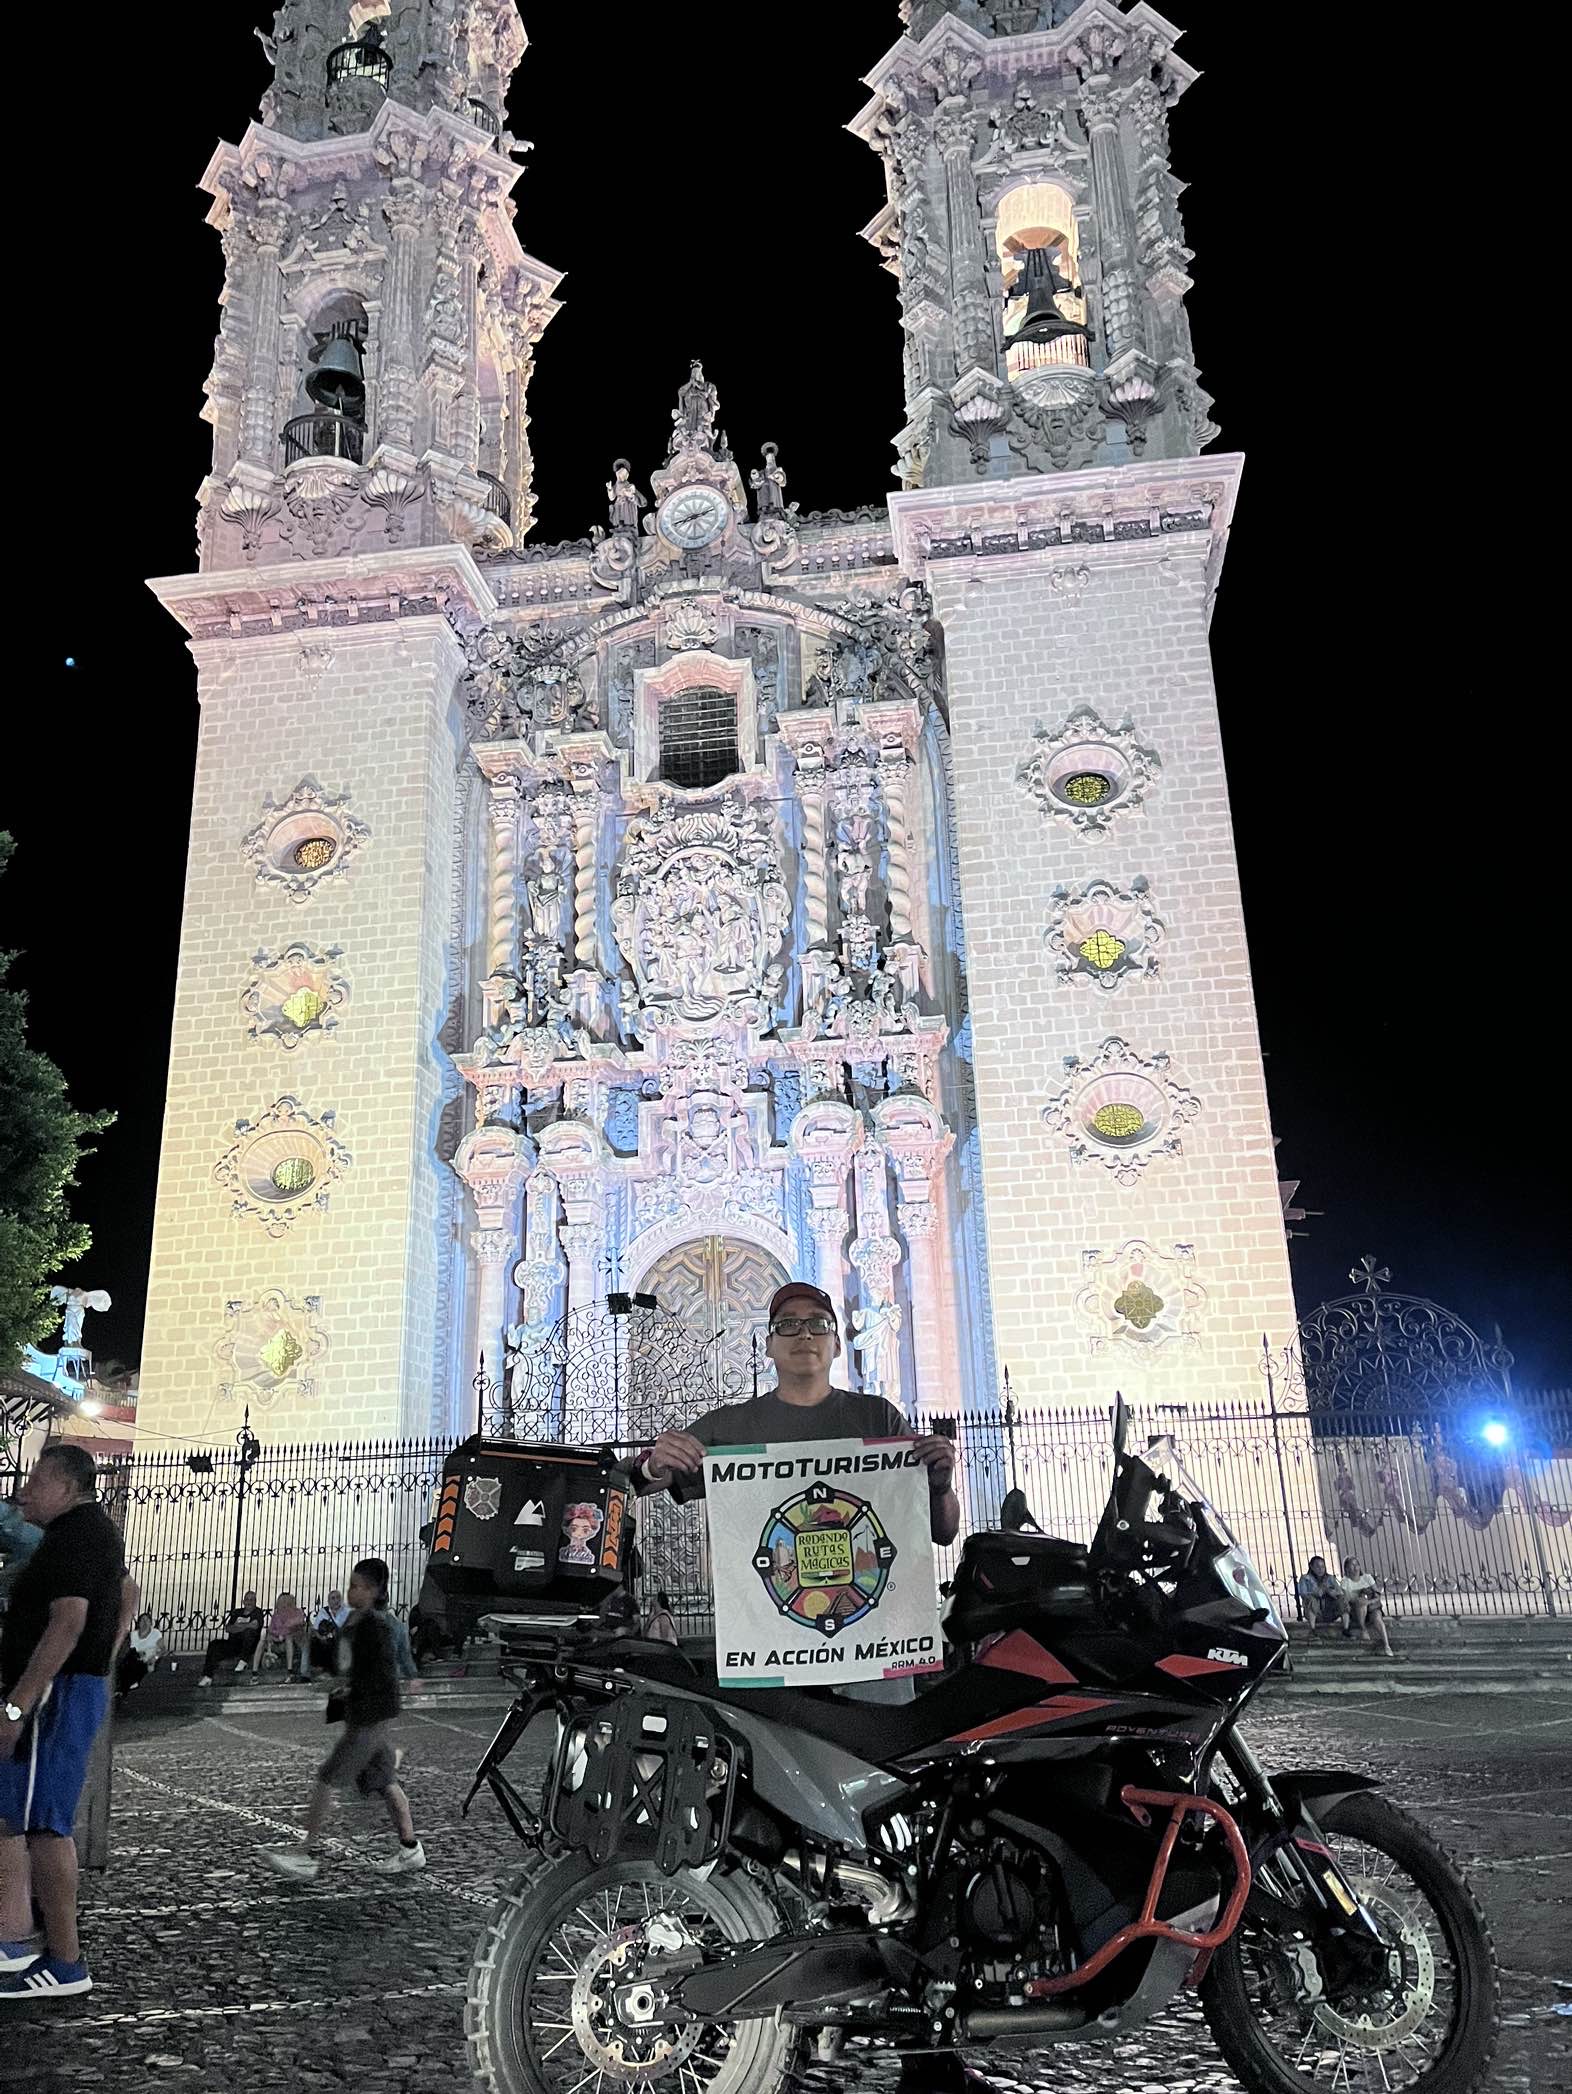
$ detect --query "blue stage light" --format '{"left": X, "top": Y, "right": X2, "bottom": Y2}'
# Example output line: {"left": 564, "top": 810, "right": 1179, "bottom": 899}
{"left": 1480, "top": 1419, "right": 1510, "bottom": 1449}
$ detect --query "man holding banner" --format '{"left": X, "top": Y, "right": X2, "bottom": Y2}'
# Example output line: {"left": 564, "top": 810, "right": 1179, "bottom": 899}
{"left": 638, "top": 1281, "right": 958, "bottom": 1703}
{"left": 639, "top": 1281, "right": 958, "bottom": 1543}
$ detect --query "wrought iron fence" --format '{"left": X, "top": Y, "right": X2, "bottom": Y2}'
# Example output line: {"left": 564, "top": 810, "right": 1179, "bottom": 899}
{"left": 93, "top": 1392, "right": 1572, "bottom": 1651}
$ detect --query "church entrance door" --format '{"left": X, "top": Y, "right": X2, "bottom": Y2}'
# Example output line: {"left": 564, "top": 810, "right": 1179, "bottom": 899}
{"left": 639, "top": 1237, "right": 788, "bottom": 1410}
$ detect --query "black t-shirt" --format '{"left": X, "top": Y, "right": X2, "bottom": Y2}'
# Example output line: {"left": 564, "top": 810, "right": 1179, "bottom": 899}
{"left": 344, "top": 1608, "right": 400, "bottom": 1727}
{"left": 670, "top": 1388, "right": 910, "bottom": 1501}
{"left": 1, "top": 1500, "right": 126, "bottom": 1690}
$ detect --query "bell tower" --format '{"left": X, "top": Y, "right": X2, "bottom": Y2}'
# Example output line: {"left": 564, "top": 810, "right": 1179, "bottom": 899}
{"left": 199, "top": 0, "right": 560, "bottom": 568}
{"left": 865, "top": 2, "right": 1300, "bottom": 1417}
{"left": 136, "top": 1, "right": 561, "bottom": 1445}
{"left": 854, "top": 0, "right": 1211, "bottom": 490}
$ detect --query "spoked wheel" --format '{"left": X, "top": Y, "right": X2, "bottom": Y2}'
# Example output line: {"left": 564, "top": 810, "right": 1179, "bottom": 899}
{"left": 467, "top": 1847, "right": 798, "bottom": 2094}
{"left": 1202, "top": 1792, "right": 1501, "bottom": 2094}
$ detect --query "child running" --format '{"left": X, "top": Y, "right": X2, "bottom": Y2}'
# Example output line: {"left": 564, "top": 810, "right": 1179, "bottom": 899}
{"left": 262, "top": 1557, "right": 424, "bottom": 1880}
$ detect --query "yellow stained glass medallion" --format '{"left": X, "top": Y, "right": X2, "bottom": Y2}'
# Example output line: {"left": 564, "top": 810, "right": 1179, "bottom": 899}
{"left": 258, "top": 1328, "right": 304, "bottom": 1380}
{"left": 1079, "top": 930, "right": 1127, "bottom": 970}
{"left": 293, "top": 836, "right": 337, "bottom": 870}
{"left": 1091, "top": 1101, "right": 1146, "bottom": 1142}
{"left": 1063, "top": 771, "right": 1113, "bottom": 806}
{"left": 280, "top": 986, "right": 327, "bottom": 1030}
{"left": 1113, "top": 1281, "right": 1165, "bottom": 1330}
{"left": 270, "top": 1156, "right": 316, "bottom": 1195}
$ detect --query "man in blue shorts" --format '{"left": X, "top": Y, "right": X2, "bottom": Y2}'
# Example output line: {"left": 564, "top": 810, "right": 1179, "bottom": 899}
{"left": 0, "top": 1442, "right": 135, "bottom": 2000}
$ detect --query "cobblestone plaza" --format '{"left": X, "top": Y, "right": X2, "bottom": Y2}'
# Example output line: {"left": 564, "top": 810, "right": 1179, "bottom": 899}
{"left": 11, "top": 1692, "right": 1570, "bottom": 2093}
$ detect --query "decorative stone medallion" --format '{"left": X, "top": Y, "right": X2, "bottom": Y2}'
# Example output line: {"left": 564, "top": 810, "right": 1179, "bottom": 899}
{"left": 1040, "top": 1036, "right": 1197, "bottom": 1183}
{"left": 242, "top": 777, "right": 369, "bottom": 903}
{"left": 214, "top": 1095, "right": 350, "bottom": 1235}
{"left": 1075, "top": 1240, "right": 1206, "bottom": 1352}
{"left": 213, "top": 1288, "right": 326, "bottom": 1410}
{"left": 1016, "top": 707, "right": 1160, "bottom": 834}
{"left": 1044, "top": 876, "right": 1165, "bottom": 989}
{"left": 242, "top": 942, "right": 350, "bottom": 1048}
{"left": 611, "top": 795, "right": 790, "bottom": 1022}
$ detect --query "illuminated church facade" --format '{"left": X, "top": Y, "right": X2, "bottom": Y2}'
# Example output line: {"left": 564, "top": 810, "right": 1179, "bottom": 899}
{"left": 136, "top": 0, "right": 1298, "bottom": 1445}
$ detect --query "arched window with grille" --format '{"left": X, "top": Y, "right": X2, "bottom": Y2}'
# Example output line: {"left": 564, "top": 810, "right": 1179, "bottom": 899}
{"left": 658, "top": 686, "right": 739, "bottom": 791}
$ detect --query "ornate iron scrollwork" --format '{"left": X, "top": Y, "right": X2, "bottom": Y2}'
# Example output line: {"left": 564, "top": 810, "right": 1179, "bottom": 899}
{"left": 1273, "top": 1257, "right": 1515, "bottom": 1417}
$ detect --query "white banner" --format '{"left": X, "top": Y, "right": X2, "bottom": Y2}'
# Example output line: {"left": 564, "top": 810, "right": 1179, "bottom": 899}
{"left": 703, "top": 1436, "right": 944, "bottom": 1688}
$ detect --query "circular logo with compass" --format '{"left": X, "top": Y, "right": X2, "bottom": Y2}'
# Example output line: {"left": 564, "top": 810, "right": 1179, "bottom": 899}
{"left": 751, "top": 1480, "right": 898, "bottom": 1637}
{"left": 656, "top": 484, "right": 730, "bottom": 551}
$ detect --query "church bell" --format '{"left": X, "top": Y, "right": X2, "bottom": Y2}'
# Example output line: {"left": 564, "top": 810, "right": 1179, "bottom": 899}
{"left": 305, "top": 329, "right": 366, "bottom": 415}
{"left": 1006, "top": 244, "right": 1090, "bottom": 348}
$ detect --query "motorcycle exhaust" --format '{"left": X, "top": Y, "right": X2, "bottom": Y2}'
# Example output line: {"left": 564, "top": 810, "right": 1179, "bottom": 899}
{"left": 779, "top": 1849, "right": 914, "bottom": 1926}
{"left": 961, "top": 2003, "right": 1091, "bottom": 2038}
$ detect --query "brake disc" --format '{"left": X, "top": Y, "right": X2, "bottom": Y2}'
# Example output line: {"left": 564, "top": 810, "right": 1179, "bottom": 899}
{"left": 569, "top": 1923, "right": 704, "bottom": 2082}
{"left": 1309, "top": 1889, "right": 1437, "bottom": 2053}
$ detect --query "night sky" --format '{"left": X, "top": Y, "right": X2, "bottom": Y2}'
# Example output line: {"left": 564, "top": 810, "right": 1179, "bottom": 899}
{"left": 6, "top": 5, "right": 1564, "bottom": 1388}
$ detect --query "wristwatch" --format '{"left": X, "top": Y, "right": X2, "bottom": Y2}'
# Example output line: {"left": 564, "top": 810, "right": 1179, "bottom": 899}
{"left": 3, "top": 1701, "right": 23, "bottom": 1723}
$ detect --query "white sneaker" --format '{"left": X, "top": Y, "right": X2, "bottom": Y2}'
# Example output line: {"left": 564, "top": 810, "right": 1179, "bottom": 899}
{"left": 368, "top": 1841, "right": 425, "bottom": 1874}
{"left": 262, "top": 1847, "right": 321, "bottom": 1881}
{"left": 234, "top": 1659, "right": 249, "bottom": 1673}
{"left": 197, "top": 1676, "right": 212, "bottom": 1689}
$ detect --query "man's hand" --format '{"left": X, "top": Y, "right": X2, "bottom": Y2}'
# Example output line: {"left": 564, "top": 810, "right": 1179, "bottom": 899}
{"left": 642, "top": 1431, "right": 707, "bottom": 1490}
{"left": 911, "top": 1434, "right": 956, "bottom": 1493}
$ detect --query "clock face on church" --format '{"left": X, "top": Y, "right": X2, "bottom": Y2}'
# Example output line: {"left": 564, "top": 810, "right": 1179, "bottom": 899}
{"left": 656, "top": 484, "right": 730, "bottom": 551}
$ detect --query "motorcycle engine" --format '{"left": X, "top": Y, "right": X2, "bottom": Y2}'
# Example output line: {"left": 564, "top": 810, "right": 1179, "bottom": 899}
{"left": 920, "top": 1839, "right": 1067, "bottom": 1997}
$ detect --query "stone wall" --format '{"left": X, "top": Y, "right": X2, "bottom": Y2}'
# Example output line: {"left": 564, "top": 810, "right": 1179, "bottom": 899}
{"left": 136, "top": 606, "right": 468, "bottom": 1444}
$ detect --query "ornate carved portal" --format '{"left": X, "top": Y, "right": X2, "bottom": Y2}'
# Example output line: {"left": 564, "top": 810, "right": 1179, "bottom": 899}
{"left": 638, "top": 1236, "right": 789, "bottom": 1408}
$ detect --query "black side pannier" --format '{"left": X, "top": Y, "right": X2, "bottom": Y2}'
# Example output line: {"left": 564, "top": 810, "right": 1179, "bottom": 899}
{"left": 421, "top": 1437, "right": 634, "bottom": 1642}
{"left": 943, "top": 1528, "right": 1095, "bottom": 1646}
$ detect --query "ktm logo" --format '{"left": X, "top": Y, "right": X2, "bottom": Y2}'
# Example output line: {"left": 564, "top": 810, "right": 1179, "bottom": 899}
{"left": 1206, "top": 1646, "right": 1249, "bottom": 1667}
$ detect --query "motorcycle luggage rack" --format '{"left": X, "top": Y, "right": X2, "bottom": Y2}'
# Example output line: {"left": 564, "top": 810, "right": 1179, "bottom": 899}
{"left": 547, "top": 1695, "right": 737, "bottom": 1876}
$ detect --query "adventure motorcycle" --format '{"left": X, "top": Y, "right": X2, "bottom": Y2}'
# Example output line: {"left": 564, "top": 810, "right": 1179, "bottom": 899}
{"left": 457, "top": 1402, "right": 1501, "bottom": 2094}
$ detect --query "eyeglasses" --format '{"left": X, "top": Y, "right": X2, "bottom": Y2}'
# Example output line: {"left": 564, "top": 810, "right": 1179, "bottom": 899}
{"left": 770, "top": 1315, "right": 835, "bottom": 1338}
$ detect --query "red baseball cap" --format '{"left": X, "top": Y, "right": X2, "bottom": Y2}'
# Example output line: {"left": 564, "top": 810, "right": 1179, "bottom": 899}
{"left": 767, "top": 1282, "right": 837, "bottom": 1326}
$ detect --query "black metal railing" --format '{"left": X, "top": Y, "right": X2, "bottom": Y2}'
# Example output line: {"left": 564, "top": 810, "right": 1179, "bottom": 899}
{"left": 327, "top": 38, "right": 392, "bottom": 92}
{"left": 466, "top": 97, "right": 501, "bottom": 141}
{"left": 92, "top": 1392, "right": 1572, "bottom": 1651}
{"left": 478, "top": 470, "right": 511, "bottom": 524}
{"left": 282, "top": 411, "right": 366, "bottom": 467}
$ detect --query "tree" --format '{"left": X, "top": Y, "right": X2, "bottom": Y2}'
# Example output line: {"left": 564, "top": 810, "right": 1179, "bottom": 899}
{"left": 0, "top": 833, "right": 115, "bottom": 1366}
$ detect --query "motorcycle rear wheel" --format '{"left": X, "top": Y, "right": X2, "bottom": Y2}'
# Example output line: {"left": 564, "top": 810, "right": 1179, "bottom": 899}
{"left": 467, "top": 1846, "right": 799, "bottom": 2094}
{"left": 1202, "top": 1791, "right": 1500, "bottom": 2094}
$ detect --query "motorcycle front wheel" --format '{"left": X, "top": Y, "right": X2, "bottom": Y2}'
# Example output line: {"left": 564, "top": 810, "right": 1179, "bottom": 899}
{"left": 467, "top": 1846, "right": 799, "bottom": 2094}
{"left": 1202, "top": 1791, "right": 1501, "bottom": 2094}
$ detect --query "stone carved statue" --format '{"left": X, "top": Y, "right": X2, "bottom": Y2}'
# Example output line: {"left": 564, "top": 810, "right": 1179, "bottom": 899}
{"left": 802, "top": 957, "right": 851, "bottom": 1039}
{"left": 834, "top": 816, "right": 875, "bottom": 920}
{"left": 851, "top": 1299, "right": 903, "bottom": 1398}
{"left": 606, "top": 459, "right": 646, "bottom": 536}
{"left": 525, "top": 854, "right": 566, "bottom": 942}
{"left": 611, "top": 799, "right": 790, "bottom": 1023}
{"left": 49, "top": 1286, "right": 111, "bottom": 1351}
{"left": 750, "top": 442, "right": 789, "bottom": 519}
{"left": 669, "top": 359, "right": 721, "bottom": 457}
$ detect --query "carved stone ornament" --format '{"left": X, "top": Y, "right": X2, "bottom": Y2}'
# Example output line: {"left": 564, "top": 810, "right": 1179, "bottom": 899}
{"left": 1044, "top": 877, "right": 1164, "bottom": 989}
{"left": 242, "top": 777, "right": 369, "bottom": 902}
{"left": 662, "top": 597, "right": 719, "bottom": 652}
{"left": 213, "top": 1094, "right": 351, "bottom": 1235}
{"left": 242, "top": 941, "right": 350, "bottom": 1047}
{"left": 1075, "top": 1240, "right": 1206, "bottom": 1353}
{"left": 1016, "top": 708, "right": 1160, "bottom": 835}
{"left": 1040, "top": 1036, "right": 1197, "bottom": 1184}
{"left": 611, "top": 796, "right": 790, "bottom": 1023}
{"left": 213, "top": 1288, "right": 327, "bottom": 1411}
{"left": 463, "top": 622, "right": 591, "bottom": 741}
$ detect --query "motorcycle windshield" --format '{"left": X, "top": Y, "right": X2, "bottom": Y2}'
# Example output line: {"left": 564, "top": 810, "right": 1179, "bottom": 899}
{"left": 1141, "top": 1433, "right": 1284, "bottom": 1631}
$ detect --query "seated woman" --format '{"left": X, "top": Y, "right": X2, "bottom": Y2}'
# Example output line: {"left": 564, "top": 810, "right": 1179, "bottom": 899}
{"left": 1341, "top": 1555, "right": 1396, "bottom": 1657}
{"left": 116, "top": 1611, "right": 163, "bottom": 1702}
{"left": 262, "top": 1590, "right": 310, "bottom": 1678}
{"left": 309, "top": 1590, "right": 350, "bottom": 1674}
